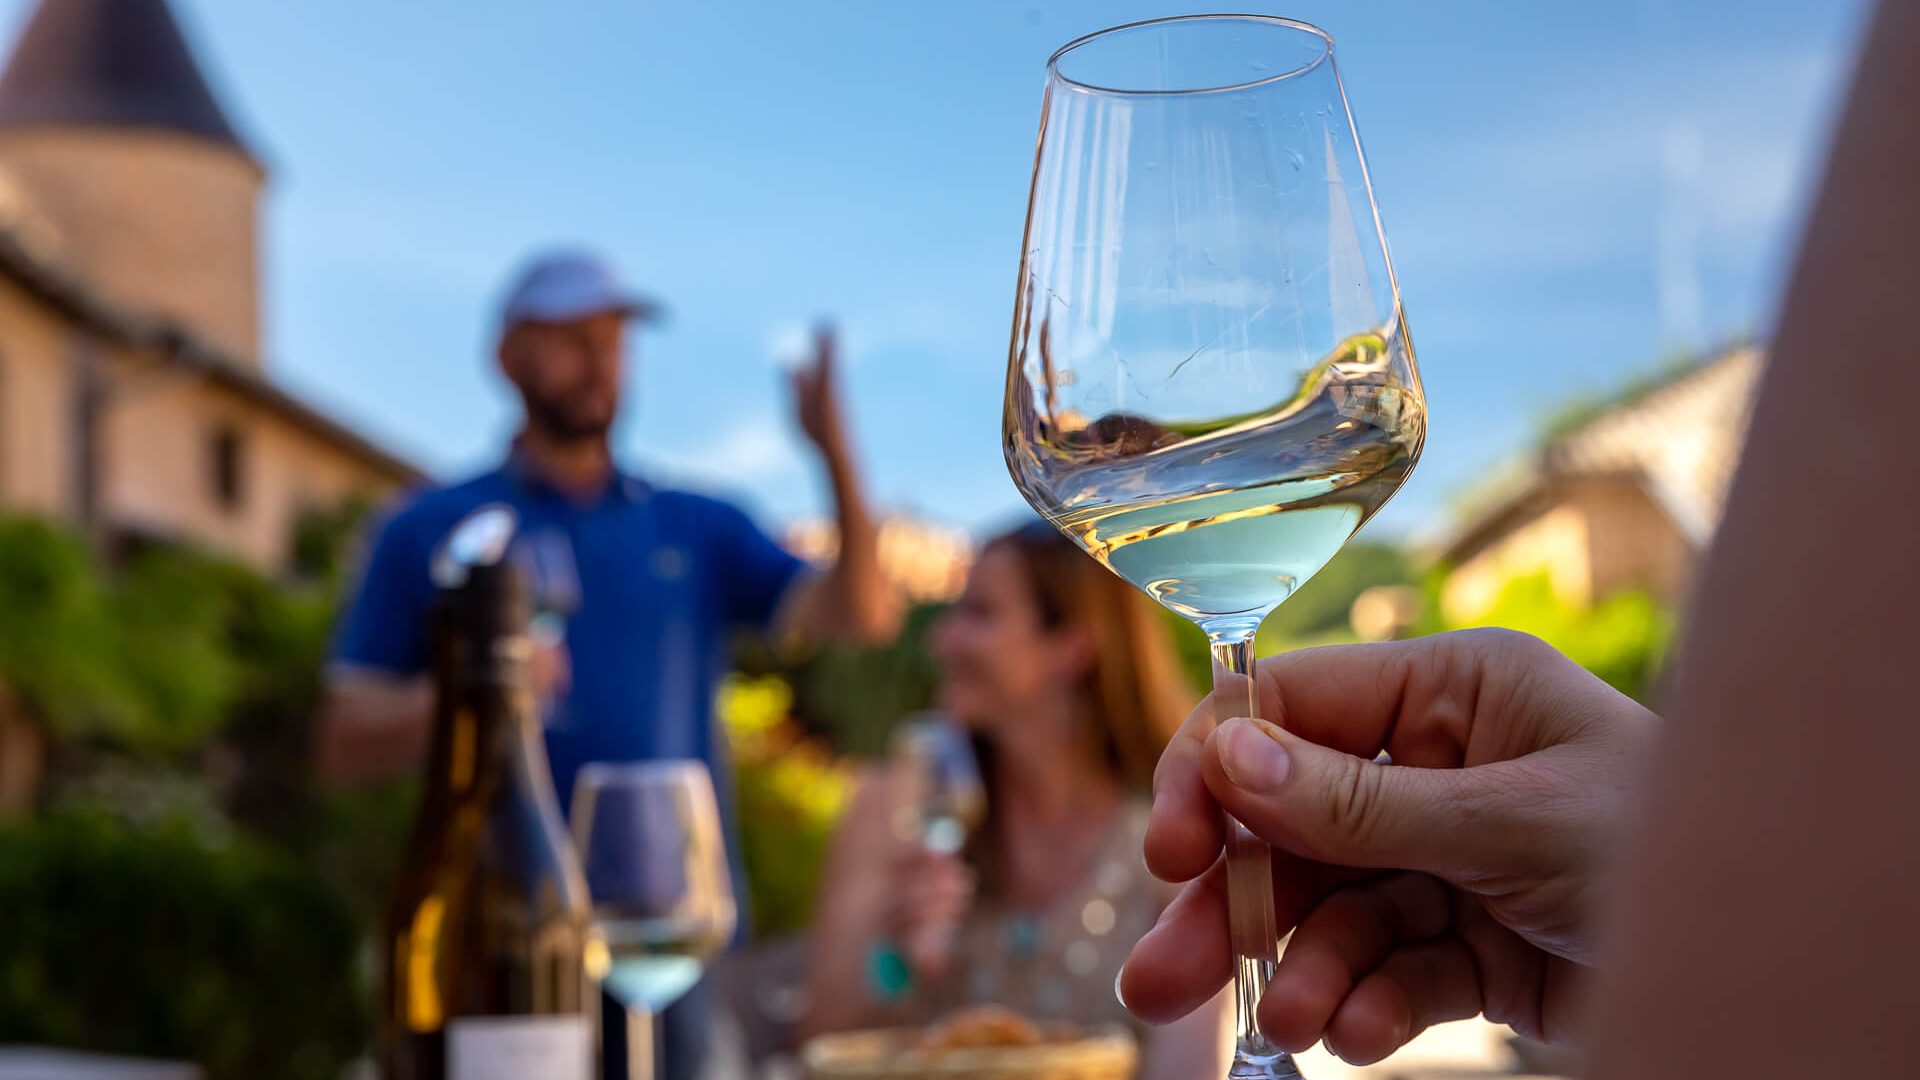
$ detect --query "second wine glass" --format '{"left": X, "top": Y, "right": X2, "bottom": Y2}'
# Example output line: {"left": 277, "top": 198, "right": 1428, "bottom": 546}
{"left": 1003, "top": 16, "right": 1425, "bottom": 1079}
{"left": 891, "top": 712, "right": 987, "bottom": 856}
{"left": 572, "top": 760, "right": 736, "bottom": 1079}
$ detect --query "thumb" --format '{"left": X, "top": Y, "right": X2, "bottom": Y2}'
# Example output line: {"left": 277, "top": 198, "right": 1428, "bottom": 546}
{"left": 1203, "top": 716, "right": 1526, "bottom": 882}
{"left": 813, "top": 321, "right": 838, "bottom": 369}
{"left": 788, "top": 366, "right": 814, "bottom": 414}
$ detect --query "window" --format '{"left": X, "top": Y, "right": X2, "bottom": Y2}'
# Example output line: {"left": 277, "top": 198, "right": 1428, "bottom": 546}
{"left": 209, "top": 424, "right": 246, "bottom": 511}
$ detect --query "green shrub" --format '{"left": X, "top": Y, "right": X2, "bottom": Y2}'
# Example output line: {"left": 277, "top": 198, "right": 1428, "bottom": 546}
{"left": 777, "top": 603, "right": 942, "bottom": 759}
{"left": 1260, "top": 541, "right": 1412, "bottom": 644}
{"left": 0, "top": 519, "right": 249, "bottom": 758}
{"left": 100, "top": 548, "right": 242, "bottom": 755}
{"left": 1432, "top": 569, "right": 1673, "bottom": 701}
{"left": 721, "top": 675, "right": 851, "bottom": 937}
{"left": 0, "top": 807, "right": 365, "bottom": 1080}
{"left": 0, "top": 510, "right": 397, "bottom": 1068}
{"left": 0, "top": 517, "right": 137, "bottom": 741}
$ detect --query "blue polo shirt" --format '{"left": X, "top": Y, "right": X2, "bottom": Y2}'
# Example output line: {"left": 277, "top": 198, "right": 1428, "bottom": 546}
{"left": 331, "top": 457, "right": 807, "bottom": 817}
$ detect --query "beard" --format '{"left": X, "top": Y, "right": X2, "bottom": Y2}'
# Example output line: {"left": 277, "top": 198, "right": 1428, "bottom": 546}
{"left": 522, "top": 390, "right": 618, "bottom": 442}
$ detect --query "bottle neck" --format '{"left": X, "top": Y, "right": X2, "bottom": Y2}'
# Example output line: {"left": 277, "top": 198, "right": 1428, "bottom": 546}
{"left": 425, "top": 624, "right": 540, "bottom": 803}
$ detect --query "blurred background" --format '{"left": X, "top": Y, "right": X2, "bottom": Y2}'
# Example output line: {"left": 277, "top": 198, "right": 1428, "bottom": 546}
{"left": 0, "top": 0, "right": 1871, "bottom": 1077}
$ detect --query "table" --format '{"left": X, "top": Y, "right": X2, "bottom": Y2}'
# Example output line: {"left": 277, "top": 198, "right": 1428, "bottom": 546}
{"left": 0, "top": 1048, "right": 201, "bottom": 1080}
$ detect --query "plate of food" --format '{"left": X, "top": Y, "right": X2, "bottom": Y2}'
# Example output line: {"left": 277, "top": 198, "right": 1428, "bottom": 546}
{"left": 803, "top": 1005, "right": 1138, "bottom": 1080}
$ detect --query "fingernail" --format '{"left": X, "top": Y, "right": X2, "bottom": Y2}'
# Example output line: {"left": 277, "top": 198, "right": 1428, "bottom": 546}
{"left": 1218, "top": 717, "right": 1291, "bottom": 793}
{"left": 1113, "top": 968, "right": 1130, "bottom": 1010}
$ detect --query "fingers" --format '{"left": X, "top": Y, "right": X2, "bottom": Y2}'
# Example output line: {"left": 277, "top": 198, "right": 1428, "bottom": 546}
{"left": 1267, "top": 880, "right": 1570, "bottom": 1054}
{"left": 1203, "top": 715, "right": 1544, "bottom": 880}
{"left": 1252, "top": 631, "right": 1642, "bottom": 766}
{"left": 1120, "top": 862, "right": 1232, "bottom": 1023}
{"left": 1123, "top": 854, "right": 1365, "bottom": 1025}
{"left": 897, "top": 853, "right": 971, "bottom": 905}
{"left": 1450, "top": 897, "right": 1553, "bottom": 1038}
{"left": 1144, "top": 698, "right": 1226, "bottom": 883}
{"left": 1257, "top": 872, "right": 1452, "bottom": 1052}
{"left": 894, "top": 850, "right": 973, "bottom": 978}
{"left": 1323, "top": 937, "right": 1484, "bottom": 1065}
{"left": 786, "top": 365, "right": 812, "bottom": 410}
{"left": 1151, "top": 633, "right": 1561, "bottom": 883}
{"left": 812, "top": 321, "right": 838, "bottom": 375}
{"left": 1240, "top": 637, "right": 1478, "bottom": 765}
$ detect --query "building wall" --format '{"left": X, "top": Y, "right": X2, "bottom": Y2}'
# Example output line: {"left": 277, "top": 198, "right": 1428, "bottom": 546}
{"left": 1577, "top": 479, "right": 1693, "bottom": 606}
{"left": 1441, "top": 477, "right": 1694, "bottom": 624}
{"left": 1442, "top": 500, "right": 1592, "bottom": 623}
{"left": 0, "top": 273, "right": 75, "bottom": 516}
{"left": 785, "top": 515, "right": 973, "bottom": 603}
{"left": 0, "top": 282, "right": 404, "bottom": 570}
{"left": 0, "top": 125, "right": 409, "bottom": 572}
{"left": 1547, "top": 349, "right": 1760, "bottom": 542}
{"left": 0, "top": 129, "right": 261, "bottom": 362}
{"left": 99, "top": 351, "right": 404, "bottom": 570}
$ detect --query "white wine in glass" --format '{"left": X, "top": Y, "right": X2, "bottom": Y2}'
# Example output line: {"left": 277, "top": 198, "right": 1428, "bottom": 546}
{"left": 572, "top": 761, "right": 737, "bottom": 1079}
{"left": 1003, "top": 17, "right": 1425, "bottom": 1079}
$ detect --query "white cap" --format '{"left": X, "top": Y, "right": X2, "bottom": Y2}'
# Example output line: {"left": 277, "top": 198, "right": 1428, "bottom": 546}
{"left": 497, "top": 249, "right": 663, "bottom": 331}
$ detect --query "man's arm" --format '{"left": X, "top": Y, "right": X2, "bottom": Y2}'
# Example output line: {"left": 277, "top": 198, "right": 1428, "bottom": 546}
{"left": 784, "top": 323, "right": 902, "bottom": 645}
{"left": 314, "top": 669, "right": 432, "bottom": 785}
{"left": 312, "top": 502, "right": 439, "bottom": 786}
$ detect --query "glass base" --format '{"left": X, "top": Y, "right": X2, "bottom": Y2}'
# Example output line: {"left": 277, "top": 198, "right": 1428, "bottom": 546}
{"left": 1229, "top": 1045, "right": 1305, "bottom": 1079}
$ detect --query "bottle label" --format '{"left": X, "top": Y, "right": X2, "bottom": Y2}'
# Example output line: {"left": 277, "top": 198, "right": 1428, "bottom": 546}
{"left": 447, "top": 1015, "right": 592, "bottom": 1080}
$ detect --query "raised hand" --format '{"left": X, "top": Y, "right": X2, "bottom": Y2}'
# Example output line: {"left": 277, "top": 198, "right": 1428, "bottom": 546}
{"left": 790, "top": 322, "right": 848, "bottom": 459}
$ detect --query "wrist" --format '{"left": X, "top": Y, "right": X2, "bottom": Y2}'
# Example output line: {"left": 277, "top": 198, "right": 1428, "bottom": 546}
{"left": 817, "top": 433, "right": 856, "bottom": 476}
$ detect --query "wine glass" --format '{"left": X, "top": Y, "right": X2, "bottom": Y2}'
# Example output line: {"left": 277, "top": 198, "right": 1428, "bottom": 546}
{"left": 515, "top": 527, "right": 582, "bottom": 727}
{"left": 1003, "top": 17, "right": 1425, "bottom": 1079}
{"left": 891, "top": 713, "right": 987, "bottom": 855}
{"left": 572, "top": 761, "right": 737, "bottom": 1080}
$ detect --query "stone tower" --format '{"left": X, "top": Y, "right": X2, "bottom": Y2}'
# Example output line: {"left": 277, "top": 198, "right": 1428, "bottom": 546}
{"left": 0, "top": 0, "right": 263, "bottom": 363}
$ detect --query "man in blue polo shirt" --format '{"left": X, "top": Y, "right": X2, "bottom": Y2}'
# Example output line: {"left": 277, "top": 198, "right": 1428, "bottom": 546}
{"left": 318, "top": 250, "right": 899, "bottom": 1077}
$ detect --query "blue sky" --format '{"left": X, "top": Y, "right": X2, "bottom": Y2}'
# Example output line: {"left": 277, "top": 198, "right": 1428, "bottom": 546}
{"left": 2, "top": 0, "right": 1868, "bottom": 538}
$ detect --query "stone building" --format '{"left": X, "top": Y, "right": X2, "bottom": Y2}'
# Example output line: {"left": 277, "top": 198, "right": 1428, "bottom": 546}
{"left": 0, "top": 0, "right": 416, "bottom": 572}
{"left": 1436, "top": 345, "right": 1762, "bottom": 623}
{"left": 786, "top": 514, "right": 973, "bottom": 604}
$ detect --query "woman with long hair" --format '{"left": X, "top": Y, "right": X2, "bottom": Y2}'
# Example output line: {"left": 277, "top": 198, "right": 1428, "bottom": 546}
{"left": 801, "top": 522, "right": 1230, "bottom": 1075}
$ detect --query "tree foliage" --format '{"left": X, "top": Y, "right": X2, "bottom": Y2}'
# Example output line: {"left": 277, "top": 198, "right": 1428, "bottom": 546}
{"left": 1262, "top": 541, "right": 1413, "bottom": 643}
{"left": 1427, "top": 569, "right": 1673, "bottom": 701}
{"left": 775, "top": 602, "right": 943, "bottom": 759}
{"left": 0, "top": 510, "right": 387, "bottom": 1078}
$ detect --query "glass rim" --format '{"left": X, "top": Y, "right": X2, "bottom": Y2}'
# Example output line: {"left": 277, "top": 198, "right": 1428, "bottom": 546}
{"left": 1046, "top": 14, "right": 1335, "bottom": 97}
{"left": 574, "top": 758, "right": 713, "bottom": 791}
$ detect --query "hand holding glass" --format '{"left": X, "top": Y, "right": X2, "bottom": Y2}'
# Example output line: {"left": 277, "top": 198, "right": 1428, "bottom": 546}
{"left": 1003, "top": 17, "right": 1425, "bottom": 1078}
{"left": 892, "top": 713, "right": 987, "bottom": 855}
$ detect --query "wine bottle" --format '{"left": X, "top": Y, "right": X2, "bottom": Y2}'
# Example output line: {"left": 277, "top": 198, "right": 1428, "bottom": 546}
{"left": 382, "top": 506, "right": 594, "bottom": 1080}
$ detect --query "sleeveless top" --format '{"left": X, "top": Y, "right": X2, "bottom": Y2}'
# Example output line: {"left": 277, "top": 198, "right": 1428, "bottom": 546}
{"left": 911, "top": 801, "right": 1167, "bottom": 1035}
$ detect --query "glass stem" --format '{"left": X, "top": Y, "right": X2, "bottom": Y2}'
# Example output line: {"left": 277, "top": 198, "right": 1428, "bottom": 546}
{"left": 1210, "top": 633, "right": 1287, "bottom": 1069}
{"left": 628, "top": 1001, "right": 656, "bottom": 1080}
